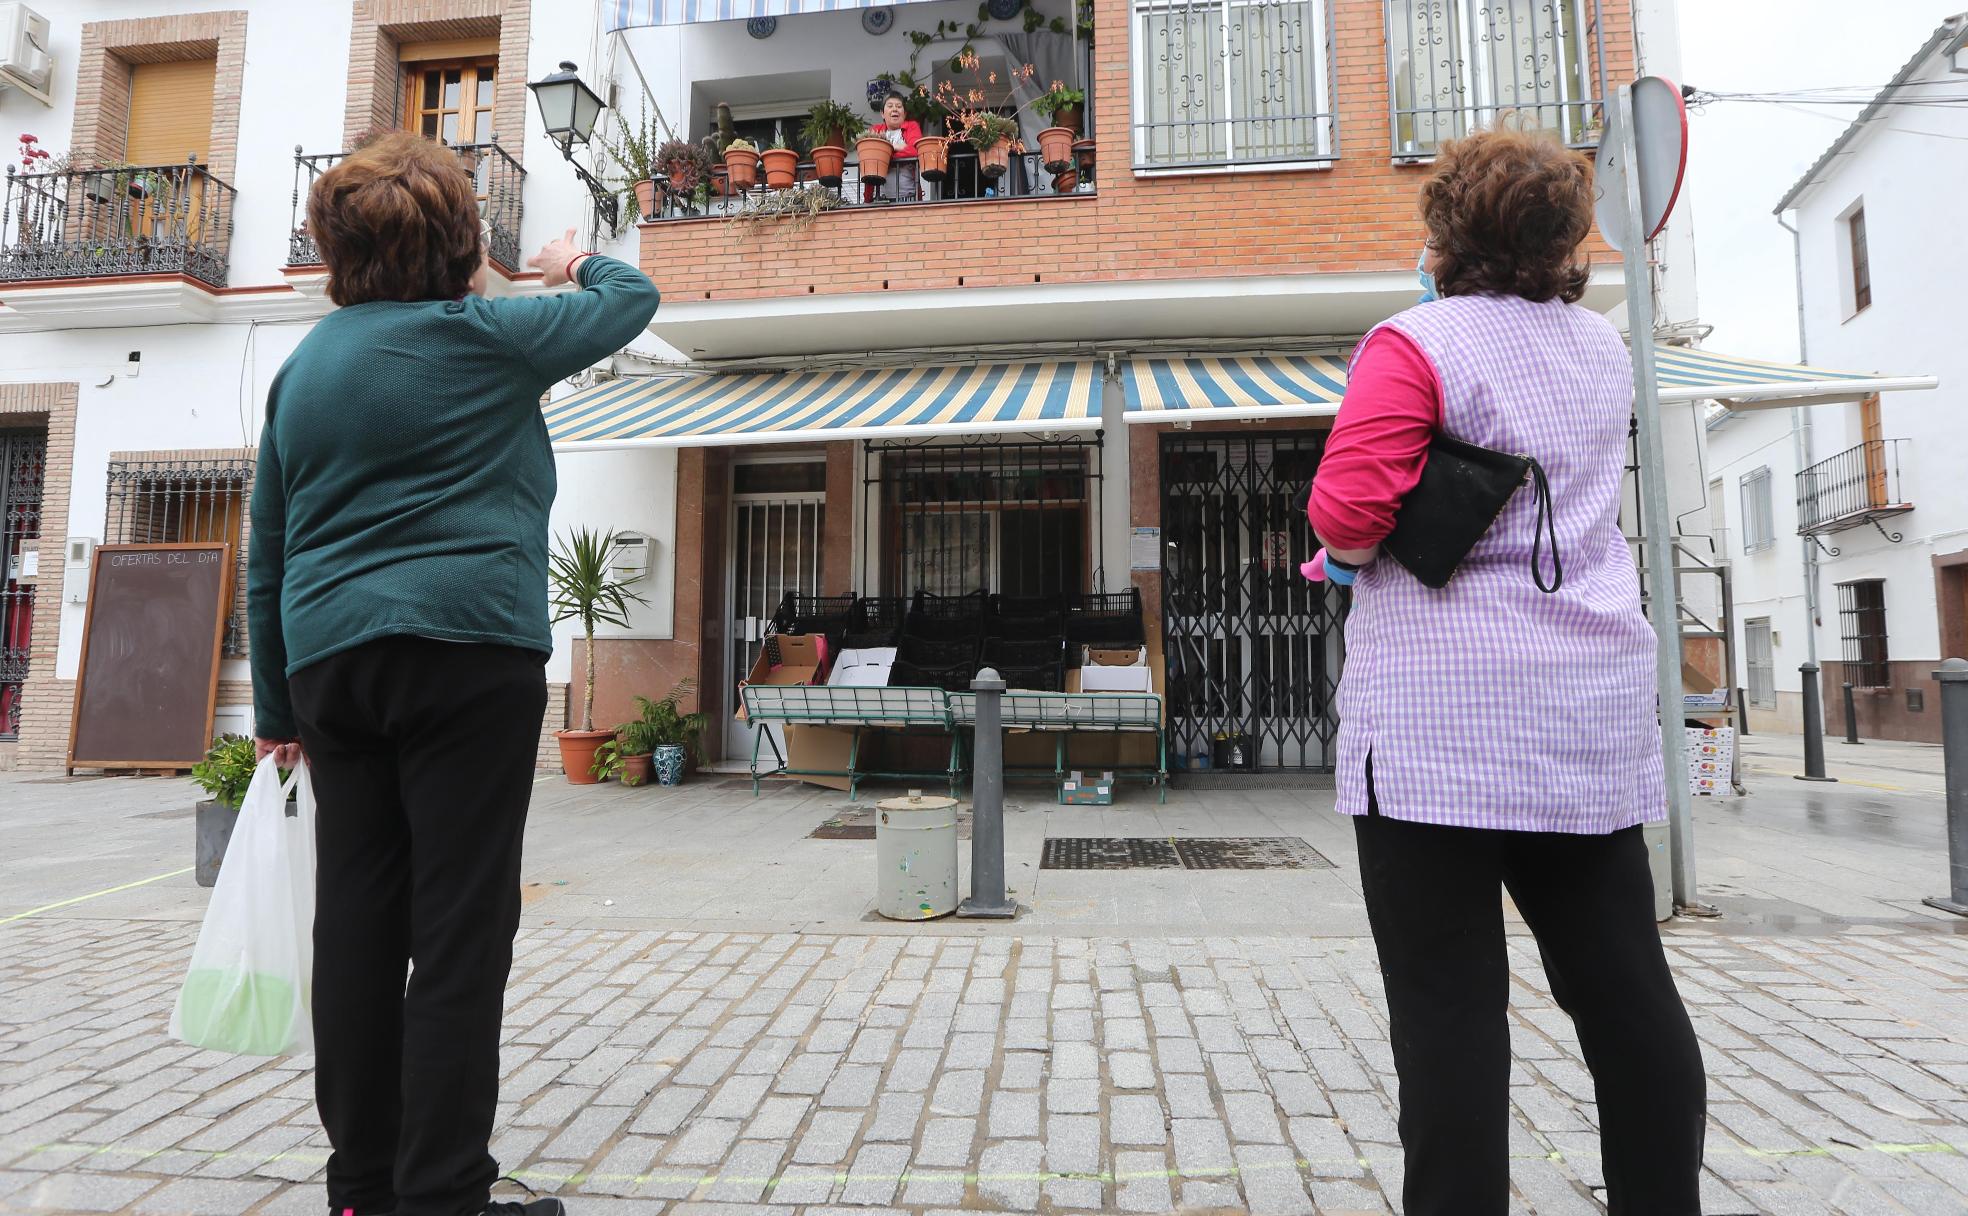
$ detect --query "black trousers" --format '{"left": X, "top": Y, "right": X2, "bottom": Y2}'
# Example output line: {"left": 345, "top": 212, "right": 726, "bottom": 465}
{"left": 289, "top": 637, "right": 547, "bottom": 1216}
{"left": 1353, "top": 784, "right": 1706, "bottom": 1216}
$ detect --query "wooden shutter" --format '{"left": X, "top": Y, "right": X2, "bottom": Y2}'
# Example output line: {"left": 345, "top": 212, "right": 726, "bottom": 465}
{"left": 126, "top": 59, "right": 217, "bottom": 165}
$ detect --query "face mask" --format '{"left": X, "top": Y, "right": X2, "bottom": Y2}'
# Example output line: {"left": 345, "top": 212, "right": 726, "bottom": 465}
{"left": 1416, "top": 246, "right": 1439, "bottom": 304}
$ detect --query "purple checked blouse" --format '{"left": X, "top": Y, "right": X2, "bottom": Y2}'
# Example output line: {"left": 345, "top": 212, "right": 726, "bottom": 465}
{"left": 1330, "top": 292, "right": 1666, "bottom": 834}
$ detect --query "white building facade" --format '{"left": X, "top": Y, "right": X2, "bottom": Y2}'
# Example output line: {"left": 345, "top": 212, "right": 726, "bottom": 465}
{"left": 1705, "top": 13, "right": 1965, "bottom": 742}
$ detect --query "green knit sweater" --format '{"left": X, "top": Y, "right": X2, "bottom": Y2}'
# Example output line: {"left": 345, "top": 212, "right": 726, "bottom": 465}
{"left": 248, "top": 256, "right": 659, "bottom": 739}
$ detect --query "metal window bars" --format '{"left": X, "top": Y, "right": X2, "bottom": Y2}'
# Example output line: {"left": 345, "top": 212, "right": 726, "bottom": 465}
{"left": 1385, "top": 0, "right": 1605, "bottom": 159}
{"left": 1131, "top": 0, "right": 1338, "bottom": 170}
{"left": 0, "top": 430, "right": 46, "bottom": 741}
{"left": 104, "top": 457, "right": 255, "bottom": 657}
{"left": 289, "top": 141, "right": 526, "bottom": 272}
{"left": 1836, "top": 579, "right": 1890, "bottom": 689}
{"left": 1, "top": 158, "right": 237, "bottom": 288}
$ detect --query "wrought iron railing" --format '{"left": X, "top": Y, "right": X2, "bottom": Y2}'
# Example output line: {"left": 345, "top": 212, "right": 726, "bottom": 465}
{"left": 0, "top": 158, "right": 237, "bottom": 288}
{"left": 105, "top": 456, "right": 254, "bottom": 656}
{"left": 1796, "top": 439, "right": 1911, "bottom": 537}
{"left": 1386, "top": 0, "right": 1606, "bottom": 158}
{"left": 645, "top": 146, "right": 1095, "bottom": 223}
{"left": 289, "top": 140, "right": 526, "bottom": 272}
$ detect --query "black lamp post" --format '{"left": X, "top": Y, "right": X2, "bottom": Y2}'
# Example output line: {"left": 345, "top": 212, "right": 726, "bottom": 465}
{"left": 528, "top": 60, "right": 619, "bottom": 230}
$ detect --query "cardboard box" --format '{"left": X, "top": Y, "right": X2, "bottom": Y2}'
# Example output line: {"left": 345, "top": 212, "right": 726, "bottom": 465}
{"left": 734, "top": 633, "right": 827, "bottom": 721}
{"left": 1059, "top": 769, "right": 1115, "bottom": 805}
{"left": 1084, "top": 645, "right": 1147, "bottom": 667}
{"left": 1074, "top": 663, "right": 1154, "bottom": 693}
{"left": 1685, "top": 726, "right": 1734, "bottom": 796}
{"left": 828, "top": 647, "right": 896, "bottom": 688}
{"left": 784, "top": 724, "right": 853, "bottom": 792}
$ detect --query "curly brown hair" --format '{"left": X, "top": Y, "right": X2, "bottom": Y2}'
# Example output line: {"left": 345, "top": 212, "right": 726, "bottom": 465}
{"left": 307, "top": 132, "right": 483, "bottom": 307}
{"left": 1418, "top": 128, "right": 1595, "bottom": 305}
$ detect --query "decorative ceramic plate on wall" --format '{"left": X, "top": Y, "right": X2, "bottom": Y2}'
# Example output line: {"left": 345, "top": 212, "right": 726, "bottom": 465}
{"left": 862, "top": 7, "right": 893, "bottom": 34}
{"left": 747, "top": 16, "right": 777, "bottom": 38}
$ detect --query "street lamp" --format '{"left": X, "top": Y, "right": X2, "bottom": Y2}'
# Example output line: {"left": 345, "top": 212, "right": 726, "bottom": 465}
{"left": 528, "top": 59, "right": 619, "bottom": 230}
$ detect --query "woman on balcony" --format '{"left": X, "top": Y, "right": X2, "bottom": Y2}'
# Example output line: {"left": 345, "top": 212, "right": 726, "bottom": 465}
{"left": 867, "top": 91, "right": 922, "bottom": 203}
{"left": 1306, "top": 127, "right": 1706, "bottom": 1216}
{"left": 248, "top": 131, "right": 659, "bottom": 1216}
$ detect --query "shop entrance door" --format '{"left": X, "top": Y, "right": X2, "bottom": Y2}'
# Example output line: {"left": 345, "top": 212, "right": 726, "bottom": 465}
{"left": 0, "top": 430, "right": 47, "bottom": 741}
{"left": 723, "top": 459, "right": 827, "bottom": 759}
{"left": 1159, "top": 433, "right": 1343, "bottom": 772}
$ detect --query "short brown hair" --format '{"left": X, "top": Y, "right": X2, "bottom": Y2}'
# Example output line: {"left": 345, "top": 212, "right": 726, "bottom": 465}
{"left": 307, "top": 132, "right": 483, "bottom": 307}
{"left": 1419, "top": 128, "right": 1595, "bottom": 305}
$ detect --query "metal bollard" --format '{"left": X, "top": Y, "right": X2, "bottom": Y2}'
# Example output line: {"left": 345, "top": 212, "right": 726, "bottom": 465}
{"left": 1923, "top": 658, "right": 1968, "bottom": 917}
{"left": 1737, "top": 687, "right": 1751, "bottom": 737}
{"left": 1842, "top": 682, "right": 1862, "bottom": 745}
{"left": 958, "top": 667, "right": 1017, "bottom": 919}
{"left": 1797, "top": 662, "right": 1836, "bottom": 782}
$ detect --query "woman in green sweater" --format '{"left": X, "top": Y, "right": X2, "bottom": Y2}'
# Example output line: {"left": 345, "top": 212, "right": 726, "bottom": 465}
{"left": 248, "top": 132, "right": 659, "bottom": 1216}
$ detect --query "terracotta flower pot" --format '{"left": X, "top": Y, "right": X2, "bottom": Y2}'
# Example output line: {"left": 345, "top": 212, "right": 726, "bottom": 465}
{"left": 916, "top": 136, "right": 950, "bottom": 182}
{"left": 761, "top": 148, "right": 799, "bottom": 190}
{"left": 1037, "top": 126, "right": 1076, "bottom": 173}
{"left": 977, "top": 141, "right": 1011, "bottom": 179}
{"left": 632, "top": 178, "right": 659, "bottom": 219}
{"left": 856, "top": 135, "right": 895, "bottom": 185}
{"left": 1052, "top": 168, "right": 1077, "bottom": 194}
{"left": 811, "top": 145, "right": 848, "bottom": 188}
{"left": 1073, "top": 138, "right": 1097, "bottom": 181}
{"left": 1054, "top": 104, "right": 1084, "bottom": 136}
{"left": 621, "top": 752, "right": 654, "bottom": 787}
{"left": 557, "top": 729, "right": 614, "bottom": 785}
{"left": 724, "top": 148, "right": 761, "bottom": 191}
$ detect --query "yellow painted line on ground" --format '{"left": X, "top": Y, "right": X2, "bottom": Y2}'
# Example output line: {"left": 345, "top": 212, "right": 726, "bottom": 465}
{"left": 0, "top": 867, "right": 195, "bottom": 927}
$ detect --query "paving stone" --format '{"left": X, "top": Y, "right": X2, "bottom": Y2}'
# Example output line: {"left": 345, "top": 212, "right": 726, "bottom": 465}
{"left": 839, "top": 1143, "right": 911, "bottom": 1205}
{"left": 1172, "top": 1119, "right": 1234, "bottom": 1177}
{"left": 17, "top": 1173, "right": 160, "bottom": 1212}
{"left": 931, "top": 1069, "right": 985, "bottom": 1117}
{"left": 666, "top": 1118, "right": 743, "bottom": 1166}
{"left": 631, "top": 1085, "right": 706, "bottom": 1136}
{"left": 705, "top": 1141, "right": 787, "bottom": 1204}
{"left": 1046, "top": 1078, "right": 1101, "bottom": 1114}
{"left": 1112, "top": 1052, "right": 1157, "bottom": 1090}
{"left": 999, "top": 1052, "right": 1046, "bottom": 1089}
{"left": 915, "top": 1117, "right": 975, "bottom": 1168}
{"left": 793, "top": 1110, "right": 865, "bottom": 1164}
{"left": 977, "top": 1139, "right": 1042, "bottom": 1211}
{"left": 1112, "top": 1094, "right": 1169, "bottom": 1146}
{"left": 990, "top": 1089, "right": 1041, "bottom": 1139}
{"left": 1236, "top": 1143, "right": 1315, "bottom": 1215}
{"left": 1115, "top": 1150, "right": 1175, "bottom": 1212}
{"left": 1045, "top": 1113, "right": 1102, "bottom": 1174}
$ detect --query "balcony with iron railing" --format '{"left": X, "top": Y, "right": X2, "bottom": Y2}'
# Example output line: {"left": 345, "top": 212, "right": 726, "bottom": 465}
{"left": 0, "top": 157, "right": 237, "bottom": 288}
{"left": 1796, "top": 439, "right": 1913, "bottom": 539}
{"left": 288, "top": 141, "right": 526, "bottom": 273}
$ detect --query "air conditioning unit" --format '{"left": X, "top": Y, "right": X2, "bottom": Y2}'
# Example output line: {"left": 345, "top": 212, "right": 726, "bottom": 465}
{"left": 0, "top": 3, "right": 53, "bottom": 107}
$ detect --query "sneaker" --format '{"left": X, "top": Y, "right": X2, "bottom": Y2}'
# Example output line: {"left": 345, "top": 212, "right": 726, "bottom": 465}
{"left": 484, "top": 1201, "right": 564, "bottom": 1216}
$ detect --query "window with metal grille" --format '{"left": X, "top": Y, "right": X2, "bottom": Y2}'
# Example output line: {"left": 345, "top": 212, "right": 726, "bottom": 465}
{"left": 104, "top": 456, "right": 254, "bottom": 655}
{"left": 1836, "top": 579, "right": 1889, "bottom": 688}
{"left": 1744, "top": 617, "right": 1775, "bottom": 709}
{"left": 1, "top": 430, "right": 47, "bottom": 741}
{"left": 1131, "top": 0, "right": 1336, "bottom": 171}
{"left": 1739, "top": 467, "right": 1775, "bottom": 553}
{"left": 864, "top": 439, "right": 1102, "bottom": 598}
{"left": 1387, "top": 0, "right": 1605, "bottom": 158}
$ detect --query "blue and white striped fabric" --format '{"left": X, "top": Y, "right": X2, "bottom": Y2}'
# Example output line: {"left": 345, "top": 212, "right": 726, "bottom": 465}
{"left": 545, "top": 361, "right": 1097, "bottom": 449}
{"left": 608, "top": 0, "right": 930, "bottom": 27}
{"left": 1120, "top": 348, "right": 1925, "bottom": 422}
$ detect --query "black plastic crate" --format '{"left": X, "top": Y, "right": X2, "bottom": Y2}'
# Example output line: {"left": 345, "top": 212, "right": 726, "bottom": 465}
{"left": 989, "top": 593, "right": 1064, "bottom": 620}
{"left": 900, "top": 635, "right": 979, "bottom": 666}
{"left": 854, "top": 596, "right": 908, "bottom": 633}
{"left": 996, "top": 661, "right": 1065, "bottom": 692}
{"left": 1064, "top": 589, "right": 1144, "bottom": 645}
{"left": 889, "top": 658, "right": 975, "bottom": 692}
{"left": 840, "top": 629, "right": 898, "bottom": 650}
{"left": 771, "top": 593, "right": 857, "bottom": 636}
{"left": 911, "top": 589, "right": 988, "bottom": 618}
{"left": 990, "top": 611, "right": 1065, "bottom": 638}
{"left": 903, "top": 610, "right": 985, "bottom": 644}
{"left": 982, "top": 636, "right": 1066, "bottom": 668}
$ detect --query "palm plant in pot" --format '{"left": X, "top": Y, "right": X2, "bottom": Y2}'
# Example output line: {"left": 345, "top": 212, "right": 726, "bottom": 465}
{"left": 549, "top": 528, "right": 649, "bottom": 785}
{"left": 638, "top": 679, "right": 707, "bottom": 785}
{"left": 802, "top": 100, "right": 863, "bottom": 188}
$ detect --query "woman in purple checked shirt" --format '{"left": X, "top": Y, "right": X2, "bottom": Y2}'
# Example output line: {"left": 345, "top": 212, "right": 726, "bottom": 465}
{"left": 1305, "top": 128, "right": 1706, "bottom": 1215}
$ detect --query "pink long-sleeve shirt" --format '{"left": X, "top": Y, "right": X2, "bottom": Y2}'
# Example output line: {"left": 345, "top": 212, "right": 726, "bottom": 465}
{"left": 1307, "top": 328, "right": 1444, "bottom": 551}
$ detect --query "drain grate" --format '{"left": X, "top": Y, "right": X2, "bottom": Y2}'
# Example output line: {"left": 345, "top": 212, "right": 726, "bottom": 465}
{"left": 1041, "top": 836, "right": 1331, "bottom": 871}
{"left": 1041, "top": 837, "right": 1182, "bottom": 870}
{"left": 1173, "top": 837, "right": 1334, "bottom": 870}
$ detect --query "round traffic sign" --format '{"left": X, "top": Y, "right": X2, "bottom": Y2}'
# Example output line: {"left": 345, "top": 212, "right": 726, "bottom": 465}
{"left": 1595, "top": 76, "right": 1688, "bottom": 252}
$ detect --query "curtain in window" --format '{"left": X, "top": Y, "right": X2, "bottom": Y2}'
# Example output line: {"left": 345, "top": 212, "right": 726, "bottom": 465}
{"left": 997, "top": 31, "right": 1081, "bottom": 155}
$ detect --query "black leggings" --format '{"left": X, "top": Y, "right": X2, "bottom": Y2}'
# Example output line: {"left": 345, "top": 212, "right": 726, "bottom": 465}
{"left": 290, "top": 637, "right": 547, "bottom": 1216}
{"left": 1353, "top": 779, "right": 1706, "bottom": 1215}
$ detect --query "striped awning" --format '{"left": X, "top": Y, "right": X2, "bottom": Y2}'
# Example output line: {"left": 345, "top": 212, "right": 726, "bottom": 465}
{"left": 1120, "top": 348, "right": 1934, "bottom": 423}
{"left": 607, "top": 0, "right": 933, "bottom": 27}
{"left": 547, "top": 361, "right": 1099, "bottom": 450}
{"left": 1120, "top": 355, "right": 1349, "bottom": 423}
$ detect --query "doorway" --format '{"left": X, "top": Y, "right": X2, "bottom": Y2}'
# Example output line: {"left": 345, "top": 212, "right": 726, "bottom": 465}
{"left": 722, "top": 458, "right": 827, "bottom": 759}
{"left": 1159, "top": 433, "right": 1343, "bottom": 772}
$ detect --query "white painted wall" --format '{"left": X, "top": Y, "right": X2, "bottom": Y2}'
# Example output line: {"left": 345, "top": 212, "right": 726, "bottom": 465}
{"left": 1705, "top": 36, "right": 1965, "bottom": 707}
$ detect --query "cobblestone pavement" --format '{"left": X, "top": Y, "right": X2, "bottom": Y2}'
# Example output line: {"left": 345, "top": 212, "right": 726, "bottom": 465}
{"left": 4, "top": 918, "right": 1968, "bottom": 1216}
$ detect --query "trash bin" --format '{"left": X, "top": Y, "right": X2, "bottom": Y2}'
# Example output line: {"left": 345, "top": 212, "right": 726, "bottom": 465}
{"left": 874, "top": 790, "right": 959, "bottom": 920}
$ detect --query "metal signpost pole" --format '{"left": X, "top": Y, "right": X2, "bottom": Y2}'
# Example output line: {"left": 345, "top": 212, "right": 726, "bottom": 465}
{"left": 1614, "top": 83, "right": 1697, "bottom": 911}
{"left": 958, "top": 667, "right": 1016, "bottom": 918}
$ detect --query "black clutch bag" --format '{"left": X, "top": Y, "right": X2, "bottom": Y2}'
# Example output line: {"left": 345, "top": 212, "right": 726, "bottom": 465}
{"left": 1379, "top": 434, "right": 1562, "bottom": 592}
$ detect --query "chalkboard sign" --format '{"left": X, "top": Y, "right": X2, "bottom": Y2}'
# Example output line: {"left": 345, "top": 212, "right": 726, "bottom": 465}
{"left": 69, "top": 543, "right": 232, "bottom": 772}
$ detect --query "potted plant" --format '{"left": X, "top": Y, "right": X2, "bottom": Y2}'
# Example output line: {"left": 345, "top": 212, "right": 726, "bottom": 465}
{"left": 723, "top": 138, "right": 761, "bottom": 191}
{"left": 549, "top": 528, "right": 649, "bottom": 785}
{"left": 855, "top": 129, "right": 895, "bottom": 186}
{"left": 652, "top": 139, "right": 713, "bottom": 215}
{"left": 637, "top": 679, "right": 707, "bottom": 786}
{"left": 802, "top": 100, "right": 863, "bottom": 188}
{"left": 1034, "top": 84, "right": 1086, "bottom": 137}
{"left": 959, "top": 111, "right": 1021, "bottom": 178}
{"left": 190, "top": 735, "right": 291, "bottom": 888}
{"left": 761, "top": 135, "right": 800, "bottom": 190}
{"left": 590, "top": 715, "right": 656, "bottom": 786}
{"left": 603, "top": 107, "right": 665, "bottom": 221}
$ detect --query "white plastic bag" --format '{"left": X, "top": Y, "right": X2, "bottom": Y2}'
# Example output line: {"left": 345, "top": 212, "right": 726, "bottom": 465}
{"left": 171, "top": 754, "right": 316, "bottom": 1056}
